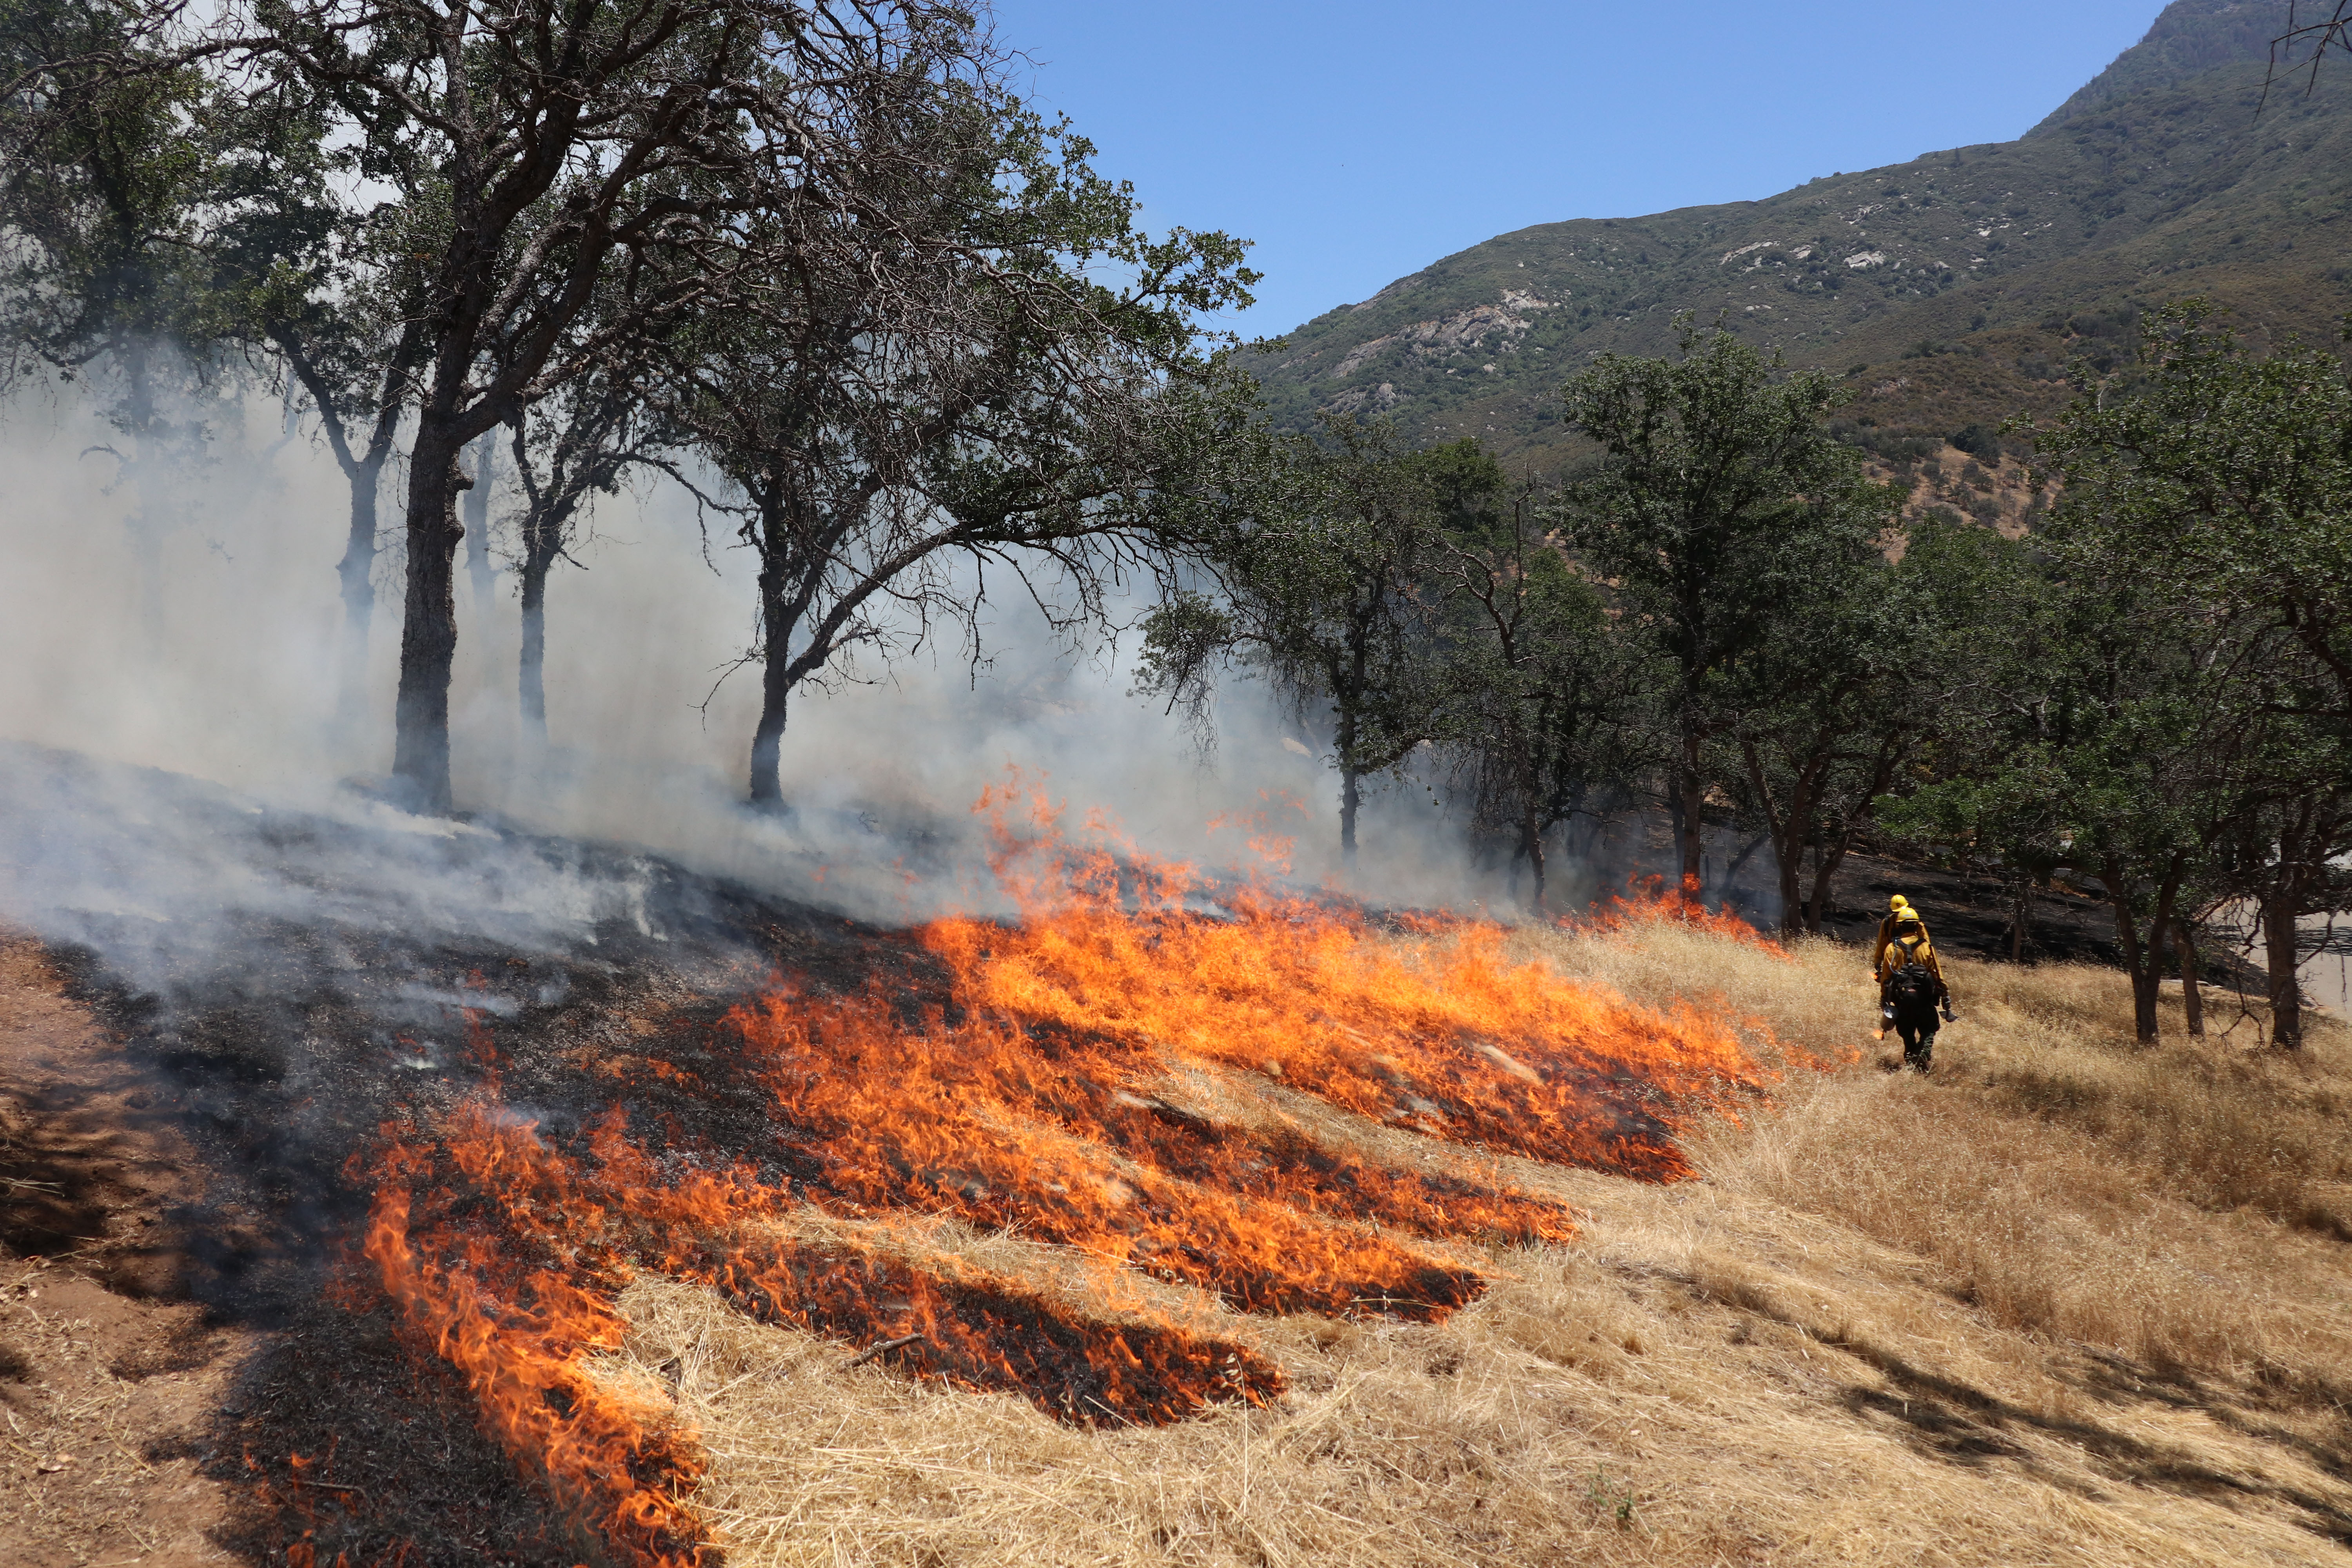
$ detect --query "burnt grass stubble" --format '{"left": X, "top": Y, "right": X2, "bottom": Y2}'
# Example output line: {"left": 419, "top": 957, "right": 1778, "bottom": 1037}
{"left": 41, "top": 811, "right": 954, "bottom": 1567}
{"left": 36, "top": 802, "right": 1466, "bottom": 1565}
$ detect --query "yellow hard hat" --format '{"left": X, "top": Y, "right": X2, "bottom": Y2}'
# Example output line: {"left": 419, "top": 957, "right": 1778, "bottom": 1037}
{"left": 1889, "top": 895, "right": 1911, "bottom": 913}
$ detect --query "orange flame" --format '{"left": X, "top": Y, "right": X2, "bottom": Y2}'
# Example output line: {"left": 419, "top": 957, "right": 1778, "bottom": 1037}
{"left": 365, "top": 1114, "right": 714, "bottom": 1568}
{"left": 729, "top": 989, "right": 1555, "bottom": 1316}
{"left": 1587, "top": 873, "right": 1791, "bottom": 955}
{"left": 924, "top": 781, "right": 1774, "bottom": 1181}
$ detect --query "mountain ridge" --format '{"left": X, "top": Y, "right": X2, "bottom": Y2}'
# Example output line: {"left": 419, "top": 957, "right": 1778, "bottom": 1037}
{"left": 2033, "top": 0, "right": 2292, "bottom": 132}
{"left": 1246, "top": 0, "right": 2352, "bottom": 494}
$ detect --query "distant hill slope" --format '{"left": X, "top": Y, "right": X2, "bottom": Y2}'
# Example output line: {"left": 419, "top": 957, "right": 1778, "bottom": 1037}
{"left": 1247, "top": 0, "right": 2352, "bottom": 504}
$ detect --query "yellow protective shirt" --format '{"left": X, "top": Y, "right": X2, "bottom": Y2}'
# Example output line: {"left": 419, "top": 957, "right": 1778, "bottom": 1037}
{"left": 1871, "top": 913, "right": 1922, "bottom": 977}
{"left": 1876, "top": 929, "right": 1945, "bottom": 988}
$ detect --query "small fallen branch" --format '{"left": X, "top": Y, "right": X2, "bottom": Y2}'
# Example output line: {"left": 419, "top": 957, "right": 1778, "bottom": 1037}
{"left": 846, "top": 1333, "right": 926, "bottom": 1368}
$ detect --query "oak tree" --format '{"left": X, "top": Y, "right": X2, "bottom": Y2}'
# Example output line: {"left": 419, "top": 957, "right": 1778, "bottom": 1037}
{"left": 1556, "top": 321, "right": 1889, "bottom": 895}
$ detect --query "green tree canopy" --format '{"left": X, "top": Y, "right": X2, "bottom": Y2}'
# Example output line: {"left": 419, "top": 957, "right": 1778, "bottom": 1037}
{"left": 1136, "top": 418, "right": 1450, "bottom": 864}
{"left": 2019, "top": 302, "right": 2352, "bottom": 1045}
{"left": 1556, "top": 318, "right": 1893, "bottom": 896}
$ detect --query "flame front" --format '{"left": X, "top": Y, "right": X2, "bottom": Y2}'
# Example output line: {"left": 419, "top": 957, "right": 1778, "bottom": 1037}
{"left": 923, "top": 783, "right": 1775, "bottom": 1181}
{"left": 350, "top": 787, "right": 1785, "bottom": 1564}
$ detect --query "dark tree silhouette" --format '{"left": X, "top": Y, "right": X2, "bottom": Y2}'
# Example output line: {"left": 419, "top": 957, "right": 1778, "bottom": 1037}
{"left": 2264, "top": 1, "right": 2352, "bottom": 108}
{"left": 162, "top": 0, "right": 1015, "bottom": 811}
{"left": 655, "top": 84, "right": 1255, "bottom": 809}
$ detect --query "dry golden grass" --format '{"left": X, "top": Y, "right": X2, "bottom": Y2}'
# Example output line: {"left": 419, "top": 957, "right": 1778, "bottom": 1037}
{"left": 1538, "top": 921, "right": 2352, "bottom": 1373}
{"left": 596, "top": 920, "right": 2352, "bottom": 1566}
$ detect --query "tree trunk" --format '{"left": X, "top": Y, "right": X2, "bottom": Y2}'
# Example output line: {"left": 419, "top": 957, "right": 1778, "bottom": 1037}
{"left": 1738, "top": 739, "right": 1806, "bottom": 936}
{"left": 1664, "top": 785, "right": 1685, "bottom": 880}
{"left": 2123, "top": 922, "right": 2165, "bottom": 1046}
{"left": 1715, "top": 830, "right": 1772, "bottom": 929}
{"left": 390, "top": 428, "right": 469, "bottom": 813}
{"left": 1805, "top": 837, "right": 1851, "bottom": 935}
{"left": 1339, "top": 765, "right": 1361, "bottom": 867}
{"left": 1523, "top": 804, "right": 1548, "bottom": 914}
{"left": 2105, "top": 855, "right": 2177, "bottom": 1046}
{"left": 1574, "top": 809, "right": 1607, "bottom": 866}
{"left": 336, "top": 455, "right": 385, "bottom": 732}
{"left": 2264, "top": 889, "right": 2305, "bottom": 1050}
{"left": 1725, "top": 831, "right": 1771, "bottom": 885}
{"left": 2141, "top": 922, "right": 2173, "bottom": 1046}
{"left": 515, "top": 491, "right": 570, "bottom": 747}
{"left": 1808, "top": 737, "right": 1896, "bottom": 936}
{"left": 1335, "top": 701, "right": 1361, "bottom": 866}
{"left": 272, "top": 322, "right": 404, "bottom": 737}
{"left": 749, "top": 674, "right": 789, "bottom": 809}
{"left": 1677, "top": 727, "right": 1706, "bottom": 899}
{"left": 465, "top": 432, "right": 498, "bottom": 608}
{"left": 749, "top": 526, "right": 792, "bottom": 809}
{"left": 2176, "top": 918, "right": 2205, "bottom": 1039}
{"left": 519, "top": 552, "right": 550, "bottom": 746}
{"left": 1775, "top": 850, "right": 1804, "bottom": 936}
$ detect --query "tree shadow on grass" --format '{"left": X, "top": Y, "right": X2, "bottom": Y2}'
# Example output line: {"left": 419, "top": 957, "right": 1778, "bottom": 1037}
{"left": 1829, "top": 1329, "right": 2352, "bottom": 1545}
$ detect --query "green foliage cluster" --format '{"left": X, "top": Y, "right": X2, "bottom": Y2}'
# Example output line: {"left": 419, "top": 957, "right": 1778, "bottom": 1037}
{"left": 1, "top": 0, "right": 1258, "bottom": 811}
{"left": 1147, "top": 322, "right": 1954, "bottom": 920}
{"left": 1882, "top": 304, "right": 2352, "bottom": 1046}
{"left": 1160, "top": 304, "right": 2352, "bottom": 1050}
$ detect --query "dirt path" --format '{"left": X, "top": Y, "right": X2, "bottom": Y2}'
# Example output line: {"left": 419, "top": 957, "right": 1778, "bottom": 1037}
{"left": 0, "top": 934, "right": 249, "bottom": 1566}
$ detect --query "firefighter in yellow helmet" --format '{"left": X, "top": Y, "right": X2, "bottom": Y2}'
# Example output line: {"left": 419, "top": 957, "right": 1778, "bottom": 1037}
{"left": 1872, "top": 895, "right": 1955, "bottom": 1069}
{"left": 1870, "top": 895, "right": 1924, "bottom": 977}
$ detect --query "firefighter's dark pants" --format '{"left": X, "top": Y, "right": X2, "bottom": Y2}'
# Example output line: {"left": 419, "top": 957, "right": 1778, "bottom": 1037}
{"left": 1882, "top": 972, "right": 1945, "bottom": 1074}
{"left": 1894, "top": 1013, "right": 1937, "bottom": 1073}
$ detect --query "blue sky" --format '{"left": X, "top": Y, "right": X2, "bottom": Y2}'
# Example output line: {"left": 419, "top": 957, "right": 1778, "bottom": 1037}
{"left": 991, "top": 1, "right": 2174, "bottom": 336}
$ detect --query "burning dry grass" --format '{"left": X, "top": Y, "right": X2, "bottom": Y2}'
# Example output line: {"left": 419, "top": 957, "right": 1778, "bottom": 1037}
{"left": 570, "top": 918, "right": 2352, "bottom": 1566}
{"left": 599, "top": 1180, "right": 2352, "bottom": 1565}
{"left": 343, "top": 790, "right": 2352, "bottom": 1566}
{"left": 354, "top": 818, "right": 1803, "bottom": 1563}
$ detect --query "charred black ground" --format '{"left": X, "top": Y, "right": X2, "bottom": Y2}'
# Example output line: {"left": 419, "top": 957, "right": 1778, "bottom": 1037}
{"left": 0, "top": 744, "right": 947, "bottom": 1561}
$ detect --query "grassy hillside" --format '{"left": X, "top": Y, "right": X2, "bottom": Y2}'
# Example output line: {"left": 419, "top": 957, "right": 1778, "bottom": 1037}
{"left": 597, "top": 920, "right": 2352, "bottom": 1565}
{"left": 1247, "top": 0, "right": 2352, "bottom": 483}
{"left": 7, "top": 892, "right": 2349, "bottom": 1563}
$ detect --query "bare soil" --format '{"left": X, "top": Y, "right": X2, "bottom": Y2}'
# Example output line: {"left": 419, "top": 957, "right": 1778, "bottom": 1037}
{"left": 0, "top": 934, "right": 246, "bottom": 1566}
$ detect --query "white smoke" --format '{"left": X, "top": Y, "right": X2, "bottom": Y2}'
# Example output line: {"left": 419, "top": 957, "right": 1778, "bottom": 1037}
{"left": 0, "top": 366, "right": 1511, "bottom": 965}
